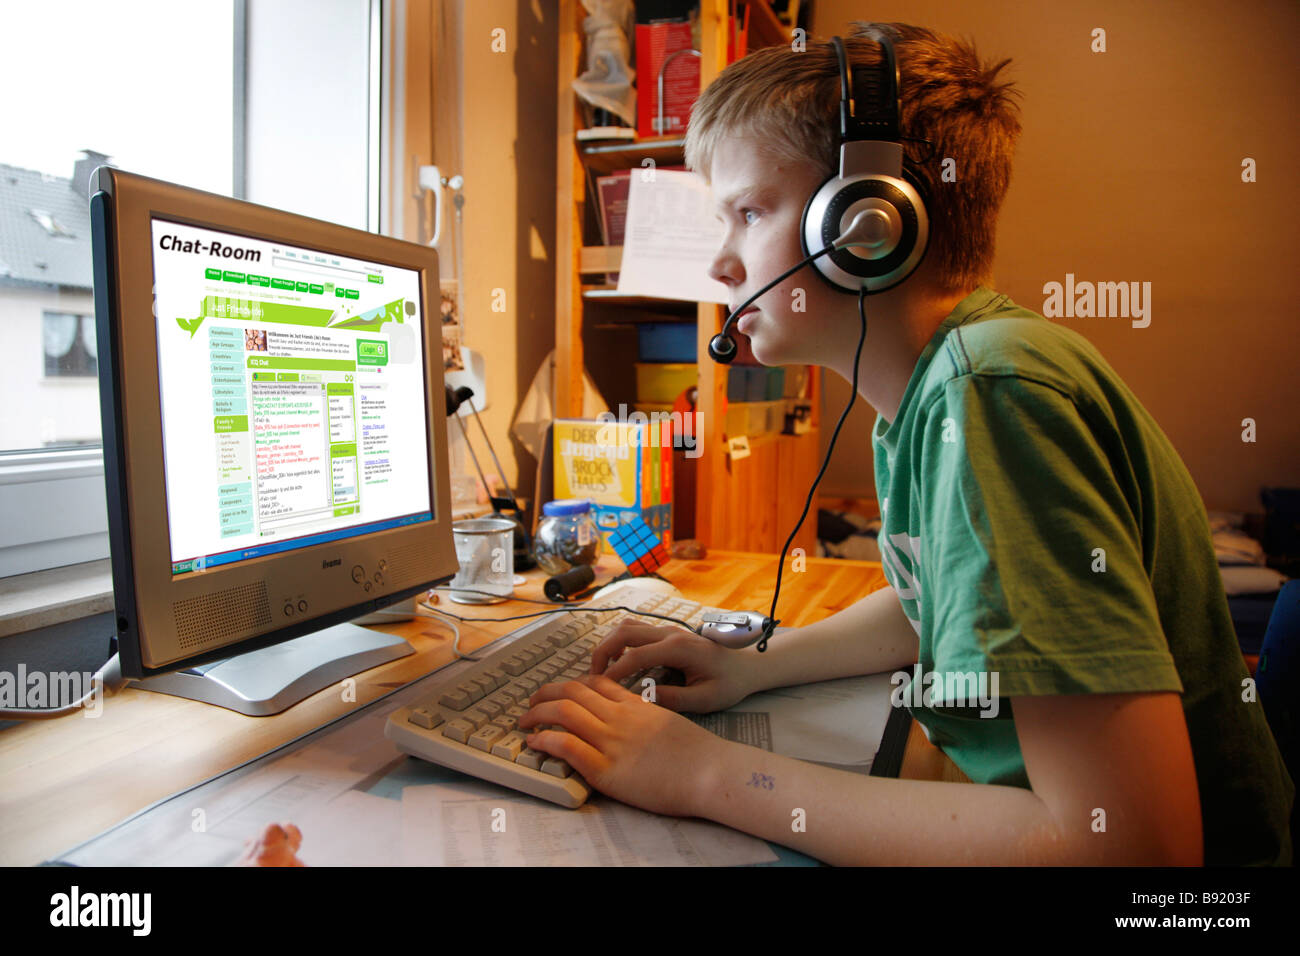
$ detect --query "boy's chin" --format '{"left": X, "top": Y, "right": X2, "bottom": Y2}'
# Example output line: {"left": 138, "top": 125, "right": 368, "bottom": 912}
{"left": 748, "top": 334, "right": 800, "bottom": 368}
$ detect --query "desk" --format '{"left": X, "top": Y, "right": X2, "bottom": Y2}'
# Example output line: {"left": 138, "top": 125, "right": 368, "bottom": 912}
{"left": 0, "top": 551, "right": 963, "bottom": 866}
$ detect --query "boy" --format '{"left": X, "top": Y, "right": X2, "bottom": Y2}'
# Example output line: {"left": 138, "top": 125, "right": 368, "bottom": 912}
{"left": 519, "top": 22, "right": 1294, "bottom": 865}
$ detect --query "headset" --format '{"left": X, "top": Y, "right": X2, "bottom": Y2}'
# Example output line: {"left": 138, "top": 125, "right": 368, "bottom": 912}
{"left": 705, "top": 31, "right": 932, "bottom": 652}
{"left": 708, "top": 30, "right": 931, "bottom": 363}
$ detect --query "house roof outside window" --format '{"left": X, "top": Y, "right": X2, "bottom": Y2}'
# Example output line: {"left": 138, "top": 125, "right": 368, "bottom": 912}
{"left": 0, "top": 151, "right": 108, "bottom": 291}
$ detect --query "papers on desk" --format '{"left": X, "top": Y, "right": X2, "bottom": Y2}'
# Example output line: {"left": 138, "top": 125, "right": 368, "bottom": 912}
{"left": 710, "top": 672, "right": 899, "bottom": 773}
{"left": 615, "top": 170, "right": 729, "bottom": 304}
{"left": 400, "top": 781, "right": 772, "bottom": 867}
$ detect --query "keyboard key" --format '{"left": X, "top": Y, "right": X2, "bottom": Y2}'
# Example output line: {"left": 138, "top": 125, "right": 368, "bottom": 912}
{"left": 562, "top": 667, "right": 585, "bottom": 680}
{"left": 408, "top": 708, "right": 443, "bottom": 730}
{"left": 442, "top": 718, "right": 475, "bottom": 743}
{"left": 477, "top": 699, "right": 503, "bottom": 719}
{"left": 438, "top": 689, "right": 471, "bottom": 711}
{"left": 542, "top": 757, "right": 573, "bottom": 778}
{"left": 516, "top": 748, "right": 546, "bottom": 771}
{"left": 483, "top": 668, "right": 507, "bottom": 688}
{"left": 469, "top": 725, "right": 506, "bottom": 752}
{"left": 548, "top": 628, "right": 577, "bottom": 648}
{"left": 458, "top": 681, "right": 484, "bottom": 703}
{"left": 492, "top": 732, "right": 527, "bottom": 761}
{"left": 470, "top": 674, "right": 496, "bottom": 695}
{"left": 505, "top": 705, "right": 527, "bottom": 719}
{"left": 462, "top": 708, "right": 489, "bottom": 729}
{"left": 502, "top": 657, "right": 528, "bottom": 676}
{"left": 492, "top": 715, "right": 516, "bottom": 732}
{"left": 517, "top": 677, "right": 540, "bottom": 695}
{"left": 508, "top": 682, "right": 532, "bottom": 700}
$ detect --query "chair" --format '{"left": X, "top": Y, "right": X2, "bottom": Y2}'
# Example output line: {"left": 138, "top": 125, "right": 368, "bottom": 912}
{"left": 1257, "top": 579, "right": 1300, "bottom": 859}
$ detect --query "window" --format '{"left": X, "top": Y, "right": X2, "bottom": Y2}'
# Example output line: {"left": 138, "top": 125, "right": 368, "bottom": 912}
{"left": 1, "top": 0, "right": 384, "bottom": 580}
{"left": 43, "top": 312, "right": 97, "bottom": 379}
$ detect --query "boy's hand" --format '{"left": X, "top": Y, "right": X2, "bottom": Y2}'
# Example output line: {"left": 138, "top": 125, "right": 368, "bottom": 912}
{"left": 589, "top": 620, "right": 760, "bottom": 713}
{"left": 520, "top": 674, "right": 722, "bottom": 818}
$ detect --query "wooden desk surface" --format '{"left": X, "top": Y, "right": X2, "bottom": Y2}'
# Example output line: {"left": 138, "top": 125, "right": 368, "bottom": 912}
{"left": 0, "top": 550, "right": 959, "bottom": 866}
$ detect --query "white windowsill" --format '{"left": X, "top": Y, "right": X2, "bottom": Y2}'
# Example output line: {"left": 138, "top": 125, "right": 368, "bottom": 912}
{"left": 0, "top": 559, "right": 114, "bottom": 638}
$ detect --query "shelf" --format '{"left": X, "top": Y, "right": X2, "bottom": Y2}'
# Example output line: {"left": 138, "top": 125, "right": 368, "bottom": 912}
{"left": 579, "top": 136, "right": 686, "bottom": 175}
{"left": 579, "top": 245, "right": 621, "bottom": 274}
{"left": 557, "top": 0, "right": 821, "bottom": 554}
{"left": 580, "top": 286, "right": 699, "bottom": 316}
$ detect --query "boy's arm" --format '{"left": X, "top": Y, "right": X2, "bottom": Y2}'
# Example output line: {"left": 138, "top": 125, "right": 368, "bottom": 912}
{"left": 523, "top": 677, "right": 1202, "bottom": 865}
{"left": 692, "top": 689, "right": 1203, "bottom": 865}
{"left": 747, "top": 584, "right": 920, "bottom": 690}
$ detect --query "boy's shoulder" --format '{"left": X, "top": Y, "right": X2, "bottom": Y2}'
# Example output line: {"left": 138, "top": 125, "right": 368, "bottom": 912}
{"left": 917, "top": 289, "right": 1122, "bottom": 411}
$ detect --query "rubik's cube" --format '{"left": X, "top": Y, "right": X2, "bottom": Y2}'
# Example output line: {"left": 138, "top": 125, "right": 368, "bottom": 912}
{"left": 608, "top": 517, "right": 669, "bottom": 576}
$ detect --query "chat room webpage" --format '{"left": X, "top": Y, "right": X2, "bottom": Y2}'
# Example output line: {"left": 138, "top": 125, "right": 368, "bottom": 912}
{"left": 150, "top": 219, "right": 432, "bottom": 575}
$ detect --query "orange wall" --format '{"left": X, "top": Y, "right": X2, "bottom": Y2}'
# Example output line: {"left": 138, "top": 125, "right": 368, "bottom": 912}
{"left": 814, "top": 0, "right": 1299, "bottom": 513}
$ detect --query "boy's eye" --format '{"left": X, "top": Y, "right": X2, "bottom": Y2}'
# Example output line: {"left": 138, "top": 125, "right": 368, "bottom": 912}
{"left": 741, "top": 208, "right": 760, "bottom": 225}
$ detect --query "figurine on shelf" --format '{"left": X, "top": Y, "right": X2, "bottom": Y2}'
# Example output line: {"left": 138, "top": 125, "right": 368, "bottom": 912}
{"left": 573, "top": 0, "right": 636, "bottom": 139}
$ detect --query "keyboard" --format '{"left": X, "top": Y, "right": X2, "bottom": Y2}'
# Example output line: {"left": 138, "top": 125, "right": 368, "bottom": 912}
{"left": 384, "top": 581, "right": 707, "bottom": 808}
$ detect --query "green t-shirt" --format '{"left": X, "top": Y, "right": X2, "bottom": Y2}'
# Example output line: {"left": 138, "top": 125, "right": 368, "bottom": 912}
{"left": 873, "top": 286, "right": 1294, "bottom": 866}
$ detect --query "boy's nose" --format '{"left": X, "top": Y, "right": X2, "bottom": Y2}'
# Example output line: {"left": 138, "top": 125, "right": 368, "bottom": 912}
{"left": 707, "top": 244, "right": 742, "bottom": 288}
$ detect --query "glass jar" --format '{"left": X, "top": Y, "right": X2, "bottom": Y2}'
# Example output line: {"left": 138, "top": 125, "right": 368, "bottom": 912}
{"left": 534, "top": 499, "right": 600, "bottom": 575}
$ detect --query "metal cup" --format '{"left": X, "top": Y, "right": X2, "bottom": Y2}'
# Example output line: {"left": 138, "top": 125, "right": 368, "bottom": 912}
{"left": 448, "top": 517, "right": 516, "bottom": 603}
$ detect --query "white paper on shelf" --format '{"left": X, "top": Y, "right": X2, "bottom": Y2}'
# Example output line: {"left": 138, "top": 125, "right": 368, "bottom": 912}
{"left": 616, "top": 169, "right": 728, "bottom": 303}
{"left": 400, "top": 780, "right": 777, "bottom": 867}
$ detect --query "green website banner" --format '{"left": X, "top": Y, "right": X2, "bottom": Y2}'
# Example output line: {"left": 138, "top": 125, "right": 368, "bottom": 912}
{"left": 175, "top": 295, "right": 408, "bottom": 338}
{"left": 247, "top": 356, "right": 357, "bottom": 372}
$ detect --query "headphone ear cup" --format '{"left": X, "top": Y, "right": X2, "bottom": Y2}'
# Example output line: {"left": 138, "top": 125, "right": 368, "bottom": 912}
{"left": 802, "top": 171, "right": 930, "bottom": 295}
{"left": 800, "top": 174, "right": 855, "bottom": 294}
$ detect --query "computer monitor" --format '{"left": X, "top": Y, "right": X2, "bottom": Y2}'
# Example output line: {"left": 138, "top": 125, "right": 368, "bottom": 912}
{"left": 89, "top": 168, "right": 457, "bottom": 714}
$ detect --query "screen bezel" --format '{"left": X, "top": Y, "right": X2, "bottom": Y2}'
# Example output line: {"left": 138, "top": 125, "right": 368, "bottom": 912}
{"left": 92, "top": 167, "right": 455, "bottom": 677}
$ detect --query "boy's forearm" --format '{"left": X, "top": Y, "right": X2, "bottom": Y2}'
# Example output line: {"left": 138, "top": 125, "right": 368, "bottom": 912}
{"left": 745, "top": 585, "right": 918, "bottom": 693}
{"left": 689, "top": 741, "right": 1115, "bottom": 866}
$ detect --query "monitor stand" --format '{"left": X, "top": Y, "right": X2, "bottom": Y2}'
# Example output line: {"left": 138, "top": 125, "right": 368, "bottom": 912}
{"left": 133, "top": 622, "right": 413, "bottom": 716}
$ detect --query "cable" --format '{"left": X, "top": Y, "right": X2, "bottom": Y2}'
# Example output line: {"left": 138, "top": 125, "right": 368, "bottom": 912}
{"left": 758, "top": 284, "right": 869, "bottom": 653}
{"left": 427, "top": 586, "right": 577, "bottom": 607}
{"left": 419, "top": 604, "right": 481, "bottom": 661}
{"left": 0, "top": 652, "right": 124, "bottom": 720}
{"left": 417, "top": 599, "right": 696, "bottom": 633}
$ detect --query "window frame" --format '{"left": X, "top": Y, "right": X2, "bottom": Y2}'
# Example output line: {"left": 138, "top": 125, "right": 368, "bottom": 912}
{"left": 1, "top": 0, "right": 388, "bottom": 583}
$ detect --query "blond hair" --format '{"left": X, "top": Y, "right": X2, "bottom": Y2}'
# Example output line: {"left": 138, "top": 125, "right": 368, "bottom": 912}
{"left": 685, "top": 22, "right": 1023, "bottom": 295}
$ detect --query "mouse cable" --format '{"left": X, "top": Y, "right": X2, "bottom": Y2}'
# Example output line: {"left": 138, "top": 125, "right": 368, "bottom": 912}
{"left": 759, "top": 283, "right": 868, "bottom": 653}
{"left": 416, "top": 599, "right": 697, "bottom": 634}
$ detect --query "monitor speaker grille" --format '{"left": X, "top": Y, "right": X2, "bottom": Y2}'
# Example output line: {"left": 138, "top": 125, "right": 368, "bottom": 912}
{"left": 388, "top": 540, "right": 438, "bottom": 588}
{"left": 172, "top": 581, "right": 273, "bottom": 649}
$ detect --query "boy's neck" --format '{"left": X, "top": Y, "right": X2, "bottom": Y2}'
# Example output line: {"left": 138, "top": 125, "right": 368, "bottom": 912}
{"left": 832, "top": 282, "right": 976, "bottom": 424}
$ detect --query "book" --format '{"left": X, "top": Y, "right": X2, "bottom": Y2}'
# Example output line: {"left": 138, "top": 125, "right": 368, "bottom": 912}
{"left": 552, "top": 418, "right": 672, "bottom": 550}
{"left": 635, "top": 18, "right": 698, "bottom": 138}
